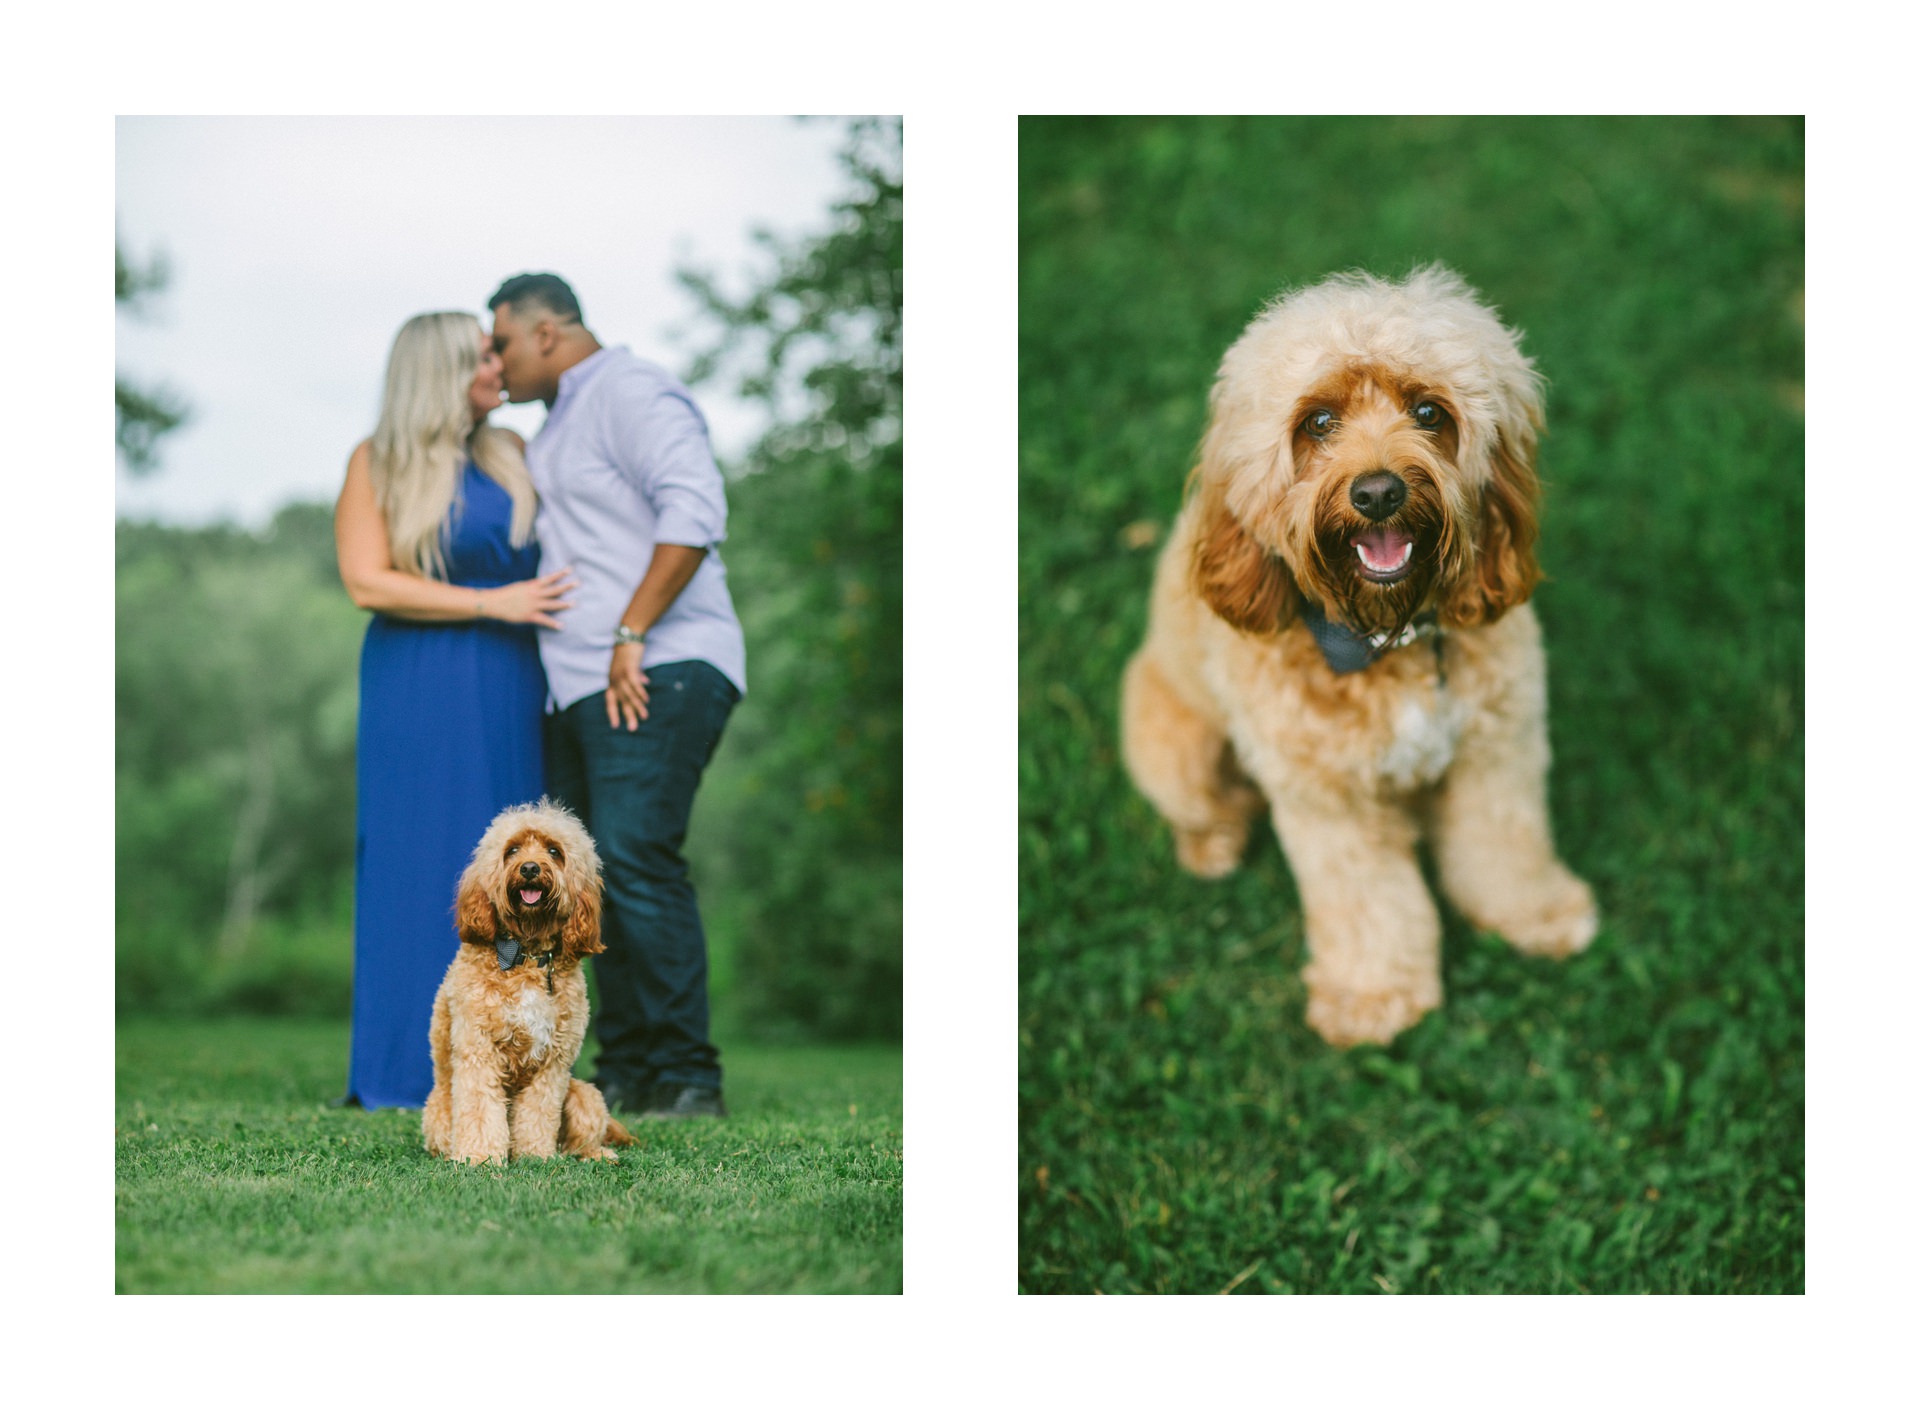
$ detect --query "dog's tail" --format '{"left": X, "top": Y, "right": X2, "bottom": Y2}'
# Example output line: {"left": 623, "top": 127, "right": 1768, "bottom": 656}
{"left": 563, "top": 1077, "right": 637, "bottom": 1153}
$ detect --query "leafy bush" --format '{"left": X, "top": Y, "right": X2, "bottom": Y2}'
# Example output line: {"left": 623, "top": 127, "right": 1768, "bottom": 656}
{"left": 116, "top": 504, "right": 362, "bottom": 1013}
{"left": 680, "top": 117, "right": 903, "bottom": 1040}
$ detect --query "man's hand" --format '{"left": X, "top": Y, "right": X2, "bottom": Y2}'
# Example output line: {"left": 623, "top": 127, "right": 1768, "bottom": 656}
{"left": 604, "top": 544, "right": 705, "bottom": 731}
{"left": 607, "top": 641, "right": 650, "bottom": 730}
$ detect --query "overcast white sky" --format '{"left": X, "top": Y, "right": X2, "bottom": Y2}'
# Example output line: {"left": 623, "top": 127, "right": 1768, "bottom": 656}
{"left": 115, "top": 116, "right": 855, "bottom": 526}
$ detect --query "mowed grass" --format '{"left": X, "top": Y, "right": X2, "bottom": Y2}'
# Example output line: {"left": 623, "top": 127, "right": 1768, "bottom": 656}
{"left": 1018, "top": 117, "right": 1802, "bottom": 1293}
{"left": 116, "top": 1017, "right": 902, "bottom": 1293}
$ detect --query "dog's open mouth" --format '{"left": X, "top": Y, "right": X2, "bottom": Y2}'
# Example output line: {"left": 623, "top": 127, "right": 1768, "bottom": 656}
{"left": 1352, "top": 526, "right": 1416, "bottom": 584}
{"left": 513, "top": 887, "right": 546, "bottom": 909}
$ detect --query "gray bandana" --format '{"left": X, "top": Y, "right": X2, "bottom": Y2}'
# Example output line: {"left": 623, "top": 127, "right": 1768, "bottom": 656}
{"left": 494, "top": 936, "right": 555, "bottom": 973}
{"left": 1299, "top": 599, "right": 1440, "bottom": 675}
{"left": 494, "top": 934, "right": 557, "bottom": 993}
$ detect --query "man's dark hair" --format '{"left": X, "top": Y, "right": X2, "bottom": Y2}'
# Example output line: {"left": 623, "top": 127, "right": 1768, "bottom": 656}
{"left": 488, "top": 272, "right": 583, "bottom": 325}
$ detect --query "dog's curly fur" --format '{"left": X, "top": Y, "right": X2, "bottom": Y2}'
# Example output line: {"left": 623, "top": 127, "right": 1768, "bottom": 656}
{"left": 422, "top": 798, "right": 634, "bottom": 1163}
{"left": 1122, "top": 266, "right": 1597, "bottom": 1048}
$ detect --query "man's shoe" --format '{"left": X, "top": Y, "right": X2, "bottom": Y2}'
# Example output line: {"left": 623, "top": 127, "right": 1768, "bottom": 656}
{"left": 641, "top": 1081, "right": 728, "bottom": 1119}
{"left": 596, "top": 1077, "right": 649, "bottom": 1117}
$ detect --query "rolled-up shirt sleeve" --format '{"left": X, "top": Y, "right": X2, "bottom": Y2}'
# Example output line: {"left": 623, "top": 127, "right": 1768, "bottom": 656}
{"left": 529, "top": 347, "right": 747, "bottom": 709}
{"left": 610, "top": 387, "right": 728, "bottom": 549}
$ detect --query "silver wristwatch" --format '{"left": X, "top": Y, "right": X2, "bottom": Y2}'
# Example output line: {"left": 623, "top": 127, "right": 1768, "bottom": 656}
{"left": 613, "top": 625, "right": 646, "bottom": 648}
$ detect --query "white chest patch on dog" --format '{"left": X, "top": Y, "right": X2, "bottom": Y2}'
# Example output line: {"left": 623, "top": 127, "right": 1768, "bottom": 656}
{"left": 505, "top": 988, "right": 557, "bottom": 1063}
{"left": 1378, "top": 689, "right": 1468, "bottom": 790}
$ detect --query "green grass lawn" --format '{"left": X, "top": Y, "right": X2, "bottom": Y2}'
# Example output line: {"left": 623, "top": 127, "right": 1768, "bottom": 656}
{"left": 1017, "top": 117, "right": 1802, "bottom": 1293}
{"left": 115, "top": 1017, "right": 902, "bottom": 1293}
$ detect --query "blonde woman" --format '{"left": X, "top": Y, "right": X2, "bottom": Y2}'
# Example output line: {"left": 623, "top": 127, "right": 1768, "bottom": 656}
{"left": 333, "top": 311, "right": 572, "bottom": 1109}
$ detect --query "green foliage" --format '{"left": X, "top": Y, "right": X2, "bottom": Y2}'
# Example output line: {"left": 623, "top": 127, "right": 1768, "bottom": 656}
{"left": 115, "top": 237, "right": 189, "bottom": 475}
{"left": 1018, "top": 117, "right": 1803, "bottom": 1292}
{"left": 115, "top": 1017, "right": 903, "bottom": 1293}
{"left": 116, "top": 239, "right": 173, "bottom": 304}
{"left": 678, "top": 117, "right": 903, "bottom": 1040}
{"left": 116, "top": 504, "right": 364, "bottom": 1013}
{"left": 115, "top": 380, "right": 189, "bottom": 475}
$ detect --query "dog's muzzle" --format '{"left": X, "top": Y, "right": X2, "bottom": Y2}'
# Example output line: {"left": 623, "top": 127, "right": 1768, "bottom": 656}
{"left": 1346, "top": 472, "right": 1418, "bottom": 584}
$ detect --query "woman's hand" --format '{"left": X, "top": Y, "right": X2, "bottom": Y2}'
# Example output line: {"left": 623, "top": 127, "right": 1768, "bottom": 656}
{"left": 478, "top": 568, "right": 575, "bottom": 629}
{"left": 607, "top": 642, "right": 650, "bottom": 730}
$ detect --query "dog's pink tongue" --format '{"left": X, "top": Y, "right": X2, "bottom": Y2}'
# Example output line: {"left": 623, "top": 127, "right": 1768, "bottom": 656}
{"left": 1353, "top": 526, "right": 1414, "bottom": 571}
{"left": 519, "top": 889, "right": 543, "bottom": 905}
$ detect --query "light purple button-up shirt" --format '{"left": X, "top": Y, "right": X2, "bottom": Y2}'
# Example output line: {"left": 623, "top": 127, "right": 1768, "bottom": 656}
{"left": 526, "top": 346, "right": 746, "bottom": 712}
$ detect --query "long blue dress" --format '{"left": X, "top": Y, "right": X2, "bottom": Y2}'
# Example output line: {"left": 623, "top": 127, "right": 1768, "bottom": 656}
{"left": 344, "top": 463, "right": 547, "bottom": 1108}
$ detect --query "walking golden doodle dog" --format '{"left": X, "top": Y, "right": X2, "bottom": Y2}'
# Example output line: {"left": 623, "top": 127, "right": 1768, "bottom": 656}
{"left": 1122, "top": 266, "right": 1597, "bottom": 1048}
{"left": 423, "top": 798, "right": 634, "bottom": 1162}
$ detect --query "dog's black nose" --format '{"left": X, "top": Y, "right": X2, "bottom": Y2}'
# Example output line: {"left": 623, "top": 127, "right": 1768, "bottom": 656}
{"left": 518, "top": 862, "right": 540, "bottom": 879}
{"left": 1349, "top": 471, "right": 1407, "bottom": 522}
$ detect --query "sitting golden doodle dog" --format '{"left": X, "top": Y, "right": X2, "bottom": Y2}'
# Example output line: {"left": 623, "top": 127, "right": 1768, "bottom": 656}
{"left": 1122, "top": 266, "right": 1597, "bottom": 1048}
{"left": 423, "top": 799, "right": 634, "bottom": 1163}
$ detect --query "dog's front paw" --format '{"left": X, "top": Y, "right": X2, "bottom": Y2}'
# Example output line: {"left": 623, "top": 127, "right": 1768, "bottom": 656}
{"left": 422, "top": 1096, "right": 451, "bottom": 1158}
{"left": 1306, "top": 981, "right": 1439, "bottom": 1048}
{"left": 1495, "top": 872, "right": 1599, "bottom": 960}
{"left": 449, "top": 1131, "right": 511, "bottom": 1165}
{"left": 1173, "top": 822, "right": 1247, "bottom": 879}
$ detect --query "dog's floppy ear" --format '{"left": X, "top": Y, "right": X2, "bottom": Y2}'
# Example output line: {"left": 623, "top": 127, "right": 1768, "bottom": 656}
{"left": 561, "top": 877, "right": 605, "bottom": 961}
{"left": 1445, "top": 423, "right": 1543, "bottom": 627}
{"left": 453, "top": 864, "right": 498, "bottom": 945}
{"left": 1189, "top": 476, "right": 1298, "bottom": 634}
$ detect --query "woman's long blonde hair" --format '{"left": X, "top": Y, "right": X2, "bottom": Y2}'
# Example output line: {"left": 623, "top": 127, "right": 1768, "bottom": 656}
{"left": 368, "top": 311, "right": 537, "bottom": 580}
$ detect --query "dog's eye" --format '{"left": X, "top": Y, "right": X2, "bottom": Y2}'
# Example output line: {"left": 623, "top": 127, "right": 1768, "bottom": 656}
{"left": 1412, "top": 401, "right": 1446, "bottom": 429}
{"left": 505, "top": 845, "right": 517, "bottom": 857}
{"left": 1304, "top": 409, "right": 1336, "bottom": 440}
{"left": 547, "top": 846, "right": 561, "bottom": 859}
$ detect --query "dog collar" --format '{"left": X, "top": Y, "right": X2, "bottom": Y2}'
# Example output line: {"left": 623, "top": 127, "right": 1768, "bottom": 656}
{"left": 1299, "top": 599, "right": 1441, "bottom": 675}
{"left": 494, "top": 936, "right": 558, "bottom": 990}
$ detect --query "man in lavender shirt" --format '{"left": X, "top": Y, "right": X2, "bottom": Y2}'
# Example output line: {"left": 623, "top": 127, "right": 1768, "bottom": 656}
{"left": 488, "top": 273, "right": 744, "bottom": 1119}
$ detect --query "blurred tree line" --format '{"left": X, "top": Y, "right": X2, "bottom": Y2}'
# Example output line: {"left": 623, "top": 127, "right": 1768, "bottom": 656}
{"left": 677, "top": 116, "right": 902, "bottom": 1039}
{"left": 115, "top": 117, "right": 903, "bottom": 1039}
{"left": 116, "top": 507, "right": 363, "bottom": 1012}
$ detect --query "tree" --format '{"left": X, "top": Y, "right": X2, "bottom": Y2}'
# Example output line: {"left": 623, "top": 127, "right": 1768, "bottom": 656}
{"left": 116, "top": 505, "right": 364, "bottom": 1012}
{"left": 677, "top": 117, "right": 902, "bottom": 1040}
{"left": 116, "top": 237, "right": 189, "bottom": 475}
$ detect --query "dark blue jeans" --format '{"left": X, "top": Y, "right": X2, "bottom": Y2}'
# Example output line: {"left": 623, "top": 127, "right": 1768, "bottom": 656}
{"left": 544, "top": 659, "right": 739, "bottom": 1092}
